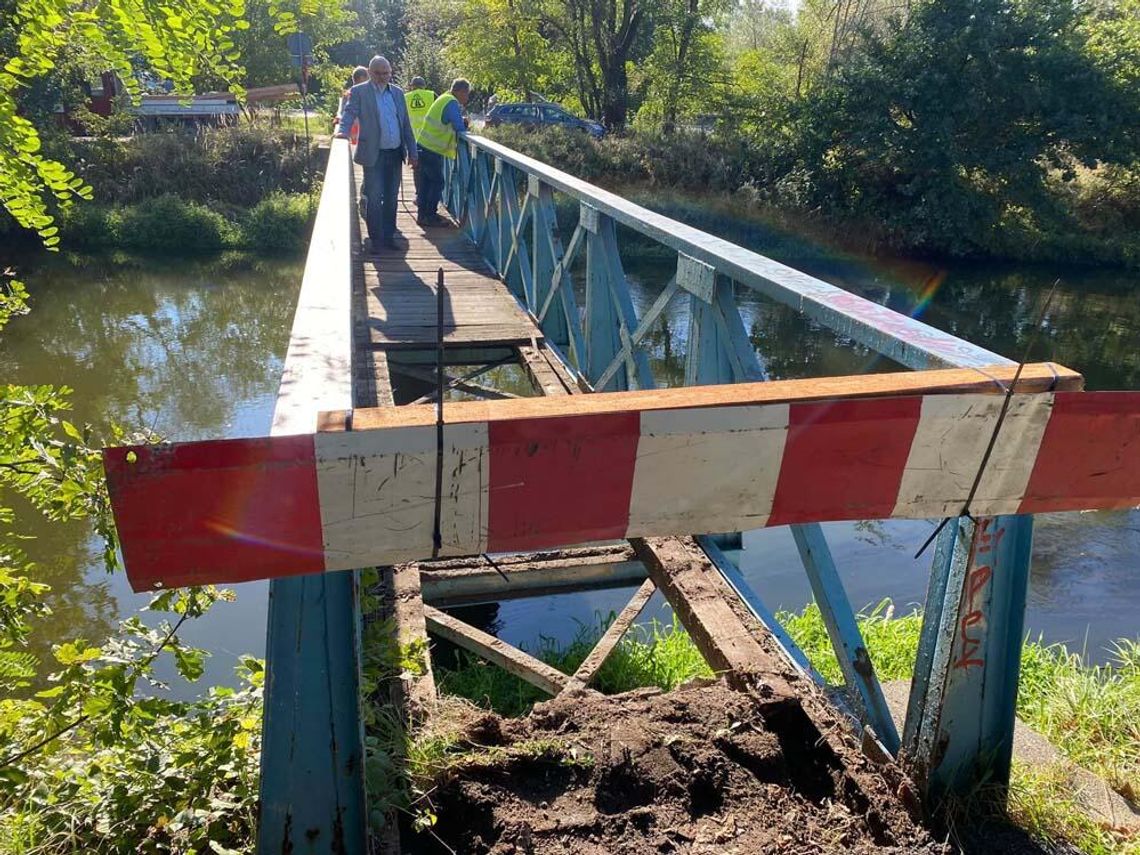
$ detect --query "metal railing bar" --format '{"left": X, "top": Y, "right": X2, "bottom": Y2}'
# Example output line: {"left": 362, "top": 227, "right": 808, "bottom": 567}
{"left": 460, "top": 133, "right": 1007, "bottom": 372}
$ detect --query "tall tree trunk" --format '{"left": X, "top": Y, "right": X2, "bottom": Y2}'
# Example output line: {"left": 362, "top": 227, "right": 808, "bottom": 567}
{"left": 601, "top": 61, "right": 629, "bottom": 128}
{"left": 662, "top": 0, "right": 699, "bottom": 135}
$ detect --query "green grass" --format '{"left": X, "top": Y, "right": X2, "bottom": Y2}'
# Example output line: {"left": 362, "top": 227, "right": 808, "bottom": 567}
{"left": 433, "top": 599, "right": 1140, "bottom": 853}
{"left": 436, "top": 614, "right": 712, "bottom": 718}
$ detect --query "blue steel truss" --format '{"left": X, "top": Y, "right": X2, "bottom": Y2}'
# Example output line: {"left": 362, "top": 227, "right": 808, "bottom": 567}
{"left": 443, "top": 133, "right": 1036, "bottom": 804}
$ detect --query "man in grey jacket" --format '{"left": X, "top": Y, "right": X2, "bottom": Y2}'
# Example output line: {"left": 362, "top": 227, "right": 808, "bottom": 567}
{"left": 335, "top": 55, "right": 418, "bottom": 249}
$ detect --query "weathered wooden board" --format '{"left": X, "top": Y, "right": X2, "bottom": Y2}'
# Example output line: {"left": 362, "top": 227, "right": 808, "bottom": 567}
{"left": 633, "top": 536, "right": 797, "bottom": 700}
{"left": 424, "top": 605, "right": 575, "bottom": 695}
{"left": 566, "top": 577, "right": 657, "bottom": 689}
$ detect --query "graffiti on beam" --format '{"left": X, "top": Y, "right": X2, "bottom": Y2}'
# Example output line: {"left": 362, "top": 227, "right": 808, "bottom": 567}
{"left": 952, "top": 518, "right": 1006, "bottom": 672}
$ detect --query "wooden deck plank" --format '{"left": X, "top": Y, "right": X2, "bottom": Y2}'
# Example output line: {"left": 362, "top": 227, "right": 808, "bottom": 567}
{"left": 632, "top": 536, "right": 798, "bottom": 702}
{"left": 353, "top": 160, "right": 537, "bottom": 352}
{"left": 566, "top": 577, "right": 657, "bottom": 690}
{"left": 424, "top": 605, "right": 577, "bottom": 695}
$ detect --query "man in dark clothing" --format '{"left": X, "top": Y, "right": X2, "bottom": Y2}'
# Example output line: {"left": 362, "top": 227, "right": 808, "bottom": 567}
{"left": 334, "top": 55, "right": 418, "bottom": 249}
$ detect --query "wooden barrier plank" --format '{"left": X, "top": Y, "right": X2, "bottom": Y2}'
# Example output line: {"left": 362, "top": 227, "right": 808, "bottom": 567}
{"left": 330, "top": 363, "right": 1082, "bottom": 431}
{"left": 105, "top": 374, "right": 1140, "bottom": 592}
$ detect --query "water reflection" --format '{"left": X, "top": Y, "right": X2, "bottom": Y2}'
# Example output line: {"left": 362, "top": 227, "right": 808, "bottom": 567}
{"left": 2, "top": 252, "right": 302, "bottom": 690}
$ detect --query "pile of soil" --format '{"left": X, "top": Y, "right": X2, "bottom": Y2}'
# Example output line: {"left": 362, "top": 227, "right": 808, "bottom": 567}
{"left": 412, "top": 680, "right": 948, "bottom": 854}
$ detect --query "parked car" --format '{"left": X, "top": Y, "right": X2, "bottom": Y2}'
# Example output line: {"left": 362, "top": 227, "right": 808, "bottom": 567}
{"left": 485, "top": 102, "right": 605, "bottom": 139}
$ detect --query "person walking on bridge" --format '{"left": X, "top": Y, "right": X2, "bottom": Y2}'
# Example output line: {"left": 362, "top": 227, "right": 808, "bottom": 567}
{"left": 415, "top": 78, "right": 470, "bottom": 227}
{"left": 334, "top": 55, "right": 418, "bottom": 250}
{"left": 334, "top": 66, "right": 369, "bottom": 144}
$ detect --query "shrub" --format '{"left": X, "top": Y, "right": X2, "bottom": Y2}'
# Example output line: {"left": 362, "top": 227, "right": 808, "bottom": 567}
{"left": 67, "top": 126, "right": 317, "bottom": 208}
{"left": 114, "top": 195, "right": 237, "bottom": 254}
{"left": 242, "top": 192, "right": 314, "bottom": 252}
{"left": 55, "top": 203, "right": 120, "bottom": 249}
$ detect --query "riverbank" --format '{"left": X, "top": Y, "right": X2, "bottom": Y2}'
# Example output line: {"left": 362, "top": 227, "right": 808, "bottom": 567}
{"left": 487, "top": 125, "right": 1140, "bottom": 270}
{"left": 415, "top": 604, "right": 1140, "bottom": 854}
{"left": 0, "top": 126, "right": 319, "bottom": 257}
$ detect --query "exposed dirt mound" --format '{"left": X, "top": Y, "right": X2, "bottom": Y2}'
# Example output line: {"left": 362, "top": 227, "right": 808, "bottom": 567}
{"left": 411, "top": 680, "right": 947, "bottom": 854}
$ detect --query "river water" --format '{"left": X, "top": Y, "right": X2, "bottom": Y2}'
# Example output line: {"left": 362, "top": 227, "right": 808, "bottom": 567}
{"left": 2, "top": 224, "right": 1137, "bottom": 693}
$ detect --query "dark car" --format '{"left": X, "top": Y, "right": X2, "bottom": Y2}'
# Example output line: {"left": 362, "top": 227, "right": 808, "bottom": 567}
{"left": 485, "top": 102, "right": 605, "bottom": 139}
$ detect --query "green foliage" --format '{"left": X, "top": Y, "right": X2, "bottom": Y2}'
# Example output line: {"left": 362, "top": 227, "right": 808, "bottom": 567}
{"left": 68, "top": 126, "right": 317, "bottom": 209}
{"left": 0, "top": 0, "right": 248, "bottom": 245}
{"left": 230, "top": 0, "right": 356, "bottom": 89}
{"left": 0, "top": 374, "right": 263, "bottom": 853}
{"left": 1005, "top": 762, "right": 1139, "bottom": 855}
{"left": 241, "top": 191, "right": 313, "bottom": 250}
{"left": 56, "top": 192, "right": 314, "bottom": 255}
{"left": 788, "top": 0, "right": 1140, "bottom": 257}
{"left": 778, "top": 599, "right": 922, "bottom": 684}
{"left": 114, "top": 195, "right": 239, "bottom": 253}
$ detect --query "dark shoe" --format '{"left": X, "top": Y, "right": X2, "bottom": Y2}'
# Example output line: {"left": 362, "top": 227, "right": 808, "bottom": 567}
{"left": 382, "top": 237, "right": 399, "bottom": 249}
{"left": 423, "top": 214, "right": 450, "bottom": 227}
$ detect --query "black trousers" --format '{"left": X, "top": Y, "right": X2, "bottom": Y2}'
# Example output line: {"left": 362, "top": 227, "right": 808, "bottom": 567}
{"left": 362, "top": 148, "right": 402, "bottom": 240}
{"left": 417, "top": 146, "right": 445, "bottom": 216}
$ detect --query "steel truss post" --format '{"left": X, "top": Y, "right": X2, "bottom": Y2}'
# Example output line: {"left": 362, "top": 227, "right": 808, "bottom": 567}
{"left": 499, "top": 170, "right": 533, "bottom": 306}
{"left": 792, "top": 525, "right": 901, "bottom": 753}
{"left": 904, "top": 514, "right": 1034, "bottom": 805}
{"left": 531, "top": 180, "right": 579, "bottom": 358}
{"left": 582, "top": 207, "right": 652, "bottom": 390}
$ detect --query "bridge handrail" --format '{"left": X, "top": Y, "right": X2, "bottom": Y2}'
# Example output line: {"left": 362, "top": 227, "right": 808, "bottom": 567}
{"left": 455, "top": 133, "right": 1008, "bottom": 372}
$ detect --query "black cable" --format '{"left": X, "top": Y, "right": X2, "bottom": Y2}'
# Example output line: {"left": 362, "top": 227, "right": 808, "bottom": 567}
{"left": 431, "top": 267, "right": 446, "bottom": 560}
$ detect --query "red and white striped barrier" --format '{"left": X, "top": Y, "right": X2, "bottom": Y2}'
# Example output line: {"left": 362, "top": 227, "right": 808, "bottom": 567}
{"left": 105, "top": 380, "right": 1140, "bottom": 592}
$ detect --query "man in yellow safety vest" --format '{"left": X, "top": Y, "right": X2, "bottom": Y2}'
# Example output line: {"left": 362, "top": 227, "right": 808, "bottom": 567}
{"left": 404, "top": 76, "right": 435, "bottom": 218}
{"left": 415, "top": 78, "right": 470, "bottom": 227}
{"left": 403, "top": 77, "right": 435, "bottom": 137}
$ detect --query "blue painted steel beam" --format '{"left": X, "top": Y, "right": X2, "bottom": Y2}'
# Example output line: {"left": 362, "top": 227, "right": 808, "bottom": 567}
{"left": 459, "top": 133, "right": 1005, "bottom": 371}
{"left": 908, "top": 515, "right": 1034, "bottom": 803}
{"left": 791, "top": 524, "right": 902, "bottom": 754}
{"left": 697, "top": 535, "right": 820, "bottom": 680}
{"left": 259, "top": 571, "right": 366, "bottom": 854}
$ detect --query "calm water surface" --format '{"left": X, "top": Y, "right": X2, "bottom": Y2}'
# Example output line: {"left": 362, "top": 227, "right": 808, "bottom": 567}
{"left": 2, "top": 253, "right": 301, "bottom": 690}
{"left": 3, "top": 225, "right": 1138, "bottom": 694}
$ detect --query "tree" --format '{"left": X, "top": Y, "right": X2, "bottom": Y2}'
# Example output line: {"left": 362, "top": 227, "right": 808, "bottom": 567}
{"left": 533, "top": 0, "right": 646, "bottom": 127}
{"left": 0, "top": 0, "right": 250, "bottom": 242}
{"left": 642, "top": 0, "right": 731, "bottom": 133}
{"left": 794, "top": 0, "right": 1140, "bottom": 254}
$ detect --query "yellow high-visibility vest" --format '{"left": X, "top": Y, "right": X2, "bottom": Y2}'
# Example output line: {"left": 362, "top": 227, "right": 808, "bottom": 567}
{"left": 404, "top": 88, "right": 435, "bottom": 137}
{"left": 416, "top": 93, "right": 459, "bottom": 159}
